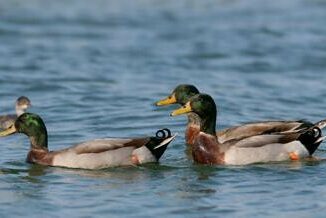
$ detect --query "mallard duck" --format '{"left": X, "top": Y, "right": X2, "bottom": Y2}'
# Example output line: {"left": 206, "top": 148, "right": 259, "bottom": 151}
{"left": 170, "top": 93, "right": 325, "bottom": 165}
{"left": 155, "top": 84, "right": 326, "bottom": 144}
{"left": 0, "top": 113, "right": 176, "bottom": 169}
{"left": 0, "top": 96, "right": 31, "bottom": 130}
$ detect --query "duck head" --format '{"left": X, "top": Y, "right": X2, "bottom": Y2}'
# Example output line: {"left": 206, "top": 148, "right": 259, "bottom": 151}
{"left": 0, "top": 113, "right": 48, "bottom": 150}
{"left": 16, "top": 96, "right": 31, "bottom": 116}
{"left": 155, "top": 84, "right": 200, "bottom": 106}
{"left": 171, "top": 94, "right": 217, "bottom": 135}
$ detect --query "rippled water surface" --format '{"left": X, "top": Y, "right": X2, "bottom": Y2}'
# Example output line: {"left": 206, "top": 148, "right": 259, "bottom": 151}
{"left": 1, "top": 0, "right": 326, "bottom": 217}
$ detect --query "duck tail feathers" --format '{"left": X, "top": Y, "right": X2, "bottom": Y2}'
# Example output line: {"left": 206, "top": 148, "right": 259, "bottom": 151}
{"left": 315, "top": 136, "right": 326, "bottom": 144}
{"left": 299, "top": 127, "right": 323, "bottom": 155}
{"left": 153, "top": 128, "right": 177, "bottom": 150}
{"left": 145, "top": 128, "right": 177, "bottom": 160}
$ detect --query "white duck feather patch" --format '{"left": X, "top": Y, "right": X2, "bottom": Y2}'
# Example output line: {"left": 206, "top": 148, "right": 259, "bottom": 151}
{"left": 224, "top": 141, "right": 309, "bottom": 165}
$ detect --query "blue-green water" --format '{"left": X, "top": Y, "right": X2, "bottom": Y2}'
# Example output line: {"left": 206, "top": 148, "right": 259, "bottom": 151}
{"left": 1, "top": 0, "right": 326, "bottom": 217}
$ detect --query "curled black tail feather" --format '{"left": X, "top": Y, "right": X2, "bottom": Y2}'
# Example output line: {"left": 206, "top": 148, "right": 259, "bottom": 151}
{"left": 155, "top": 128, "right": 171, "bottom": 139}
{"left": 145, "top": 128, "right": 174, "bottom": 160}
{"left": 299, "top": 127, "right": 323, "bottom": 155}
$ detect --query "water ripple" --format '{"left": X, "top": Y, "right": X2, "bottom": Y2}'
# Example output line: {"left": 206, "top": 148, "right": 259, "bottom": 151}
{"left": 1, "top": 0, "right": 326, "bottom": 217}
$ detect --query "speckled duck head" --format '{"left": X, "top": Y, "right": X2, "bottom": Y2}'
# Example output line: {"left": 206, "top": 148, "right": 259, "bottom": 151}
{"left": 15, "top": 96, "right": 31, "bottom": 116}
{"left": 155, "top": 84, "right": 200, "bottom": 106}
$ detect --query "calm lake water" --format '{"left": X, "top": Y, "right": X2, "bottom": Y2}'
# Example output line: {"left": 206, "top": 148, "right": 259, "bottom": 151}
{"left": 1, "top": 0, "right": 326, "bottom": 217}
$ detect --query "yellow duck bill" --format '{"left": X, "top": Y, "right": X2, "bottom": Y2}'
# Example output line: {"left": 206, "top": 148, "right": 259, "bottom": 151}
{"left": 155, "top": 94, "right": 177, "bottom": 106}
{"left": 170, "top": 102, "right": 192, "bottom": 116}
{"left": 0, "top": 125, "right": 17, "bottom": 136}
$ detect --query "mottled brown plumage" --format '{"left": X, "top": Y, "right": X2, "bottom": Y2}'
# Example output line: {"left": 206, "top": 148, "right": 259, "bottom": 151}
{"left": 192, "top": 133, "right": 224, "bottom": 164}
{"left": 185, "top": 124, "right": 200, "bottom": 145}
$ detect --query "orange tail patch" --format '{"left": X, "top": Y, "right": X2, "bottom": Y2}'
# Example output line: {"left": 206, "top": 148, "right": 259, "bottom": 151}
{"left": 289, "top": 152, "right": 299, "bottom": 161}
{"left": 131, "top": 154, "right": 140, "bottom": 165}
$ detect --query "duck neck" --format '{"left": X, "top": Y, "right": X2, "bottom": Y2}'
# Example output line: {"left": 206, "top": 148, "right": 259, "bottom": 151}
{"left": 200, "top": 111, "right": 217, "bottom": 137}
{"left": 201, "top": 116, "right": 216, "bottom": 136}
{"left": 29, "top": 129, "right": 48, "bottom": 152}
{"left": 187, "top": 112, "right": 201, "bottom": 126}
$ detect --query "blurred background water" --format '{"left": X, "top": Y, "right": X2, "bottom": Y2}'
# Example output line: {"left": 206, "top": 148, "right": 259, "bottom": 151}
{"left": 1, "top": 0, "right": 326, "bottom": 217}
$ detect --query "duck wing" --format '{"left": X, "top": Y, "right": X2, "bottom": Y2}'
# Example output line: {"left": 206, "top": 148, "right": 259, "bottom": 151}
{"left": 69, "top": 128, "right": 176, "bottom": 155}
{"left": 222, "top": 126, "right": 323, "bottom": 155}
{"left": 227, "top": 134, "right": 299, "bottom": 148}
{"left": 71, "top": 138, "right": 150, "bottom": 154}
{"left": 217, "top": 120, "right": 313, "bottom": 143}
